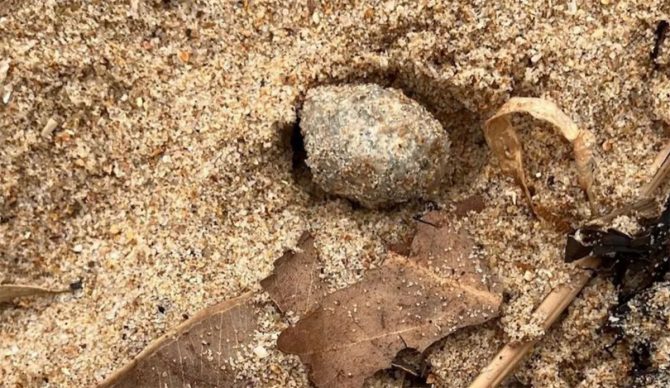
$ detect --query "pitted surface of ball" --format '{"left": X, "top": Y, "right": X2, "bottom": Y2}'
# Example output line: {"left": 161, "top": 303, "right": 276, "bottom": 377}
{"left": 300, "top": 84, "right": 450, "bottom": 208}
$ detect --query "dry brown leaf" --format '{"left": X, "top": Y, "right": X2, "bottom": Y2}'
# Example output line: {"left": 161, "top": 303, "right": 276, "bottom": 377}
{"left": 533, "top": 204, "right": 572, "bottom": 234}
{"left": 99, "top": 292, "right": 257, "bottom": 388}
{"left": 277, "top": 211, "right": 502, "bottom": 388}
{"left": 484, "top": 97, "right": 596, "bottom": 219}
{"left": 261, "top": 232, "right": 328, "bottom": 316}
{"left": 451, "top": 195, "right": 486, "bottom": 218}
{"left": 0, "top": 284, "right": 67, "bottom": 303}
{"left": 390, "top": 196, "right": 486, "bottom": 257}
{"left": 387, "top": 232, "right": 415, "bottom": 257}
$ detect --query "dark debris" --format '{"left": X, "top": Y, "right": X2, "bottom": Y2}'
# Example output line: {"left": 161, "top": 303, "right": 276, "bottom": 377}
{"left": 565, "top": 197, "right": 670, "bottom": 303}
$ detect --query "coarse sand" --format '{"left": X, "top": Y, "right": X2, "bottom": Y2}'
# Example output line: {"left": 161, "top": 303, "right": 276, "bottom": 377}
{"left": 2, "top": 1, "right": 670, "bottom": 387}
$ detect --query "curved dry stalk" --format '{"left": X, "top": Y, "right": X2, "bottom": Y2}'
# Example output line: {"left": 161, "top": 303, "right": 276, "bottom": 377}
{"left": 641, "top": 141, "right": 670, "bottom": 197}
{"left": 590, "top": 140, "right": 670, "bottom": 225}
{"left": 590, "top": 197, "right": 658, "bottom": 226}
{"left": 484, "top": 97, "right": 597, "bottom": 219}
{"left": 468, "top": 256, "right": 600, "bottom": 388}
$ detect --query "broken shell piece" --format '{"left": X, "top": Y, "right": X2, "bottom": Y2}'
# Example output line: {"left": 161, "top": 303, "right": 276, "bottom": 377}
{"left": 300, "top": 84, "right": 450, "bottom": 208}
{"left": 0, "top": 59, "right": 9, "bottom": 84}
{"left": 2, "top": 84, "right": 12, "bottom": 104}
{"left": 42, "top": 117, "right": 59, "bottom": 139}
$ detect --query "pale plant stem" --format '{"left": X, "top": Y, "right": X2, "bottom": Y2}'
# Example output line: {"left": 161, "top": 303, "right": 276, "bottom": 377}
{"left": 468, "top": 256, "right": 600, "bottom": 388}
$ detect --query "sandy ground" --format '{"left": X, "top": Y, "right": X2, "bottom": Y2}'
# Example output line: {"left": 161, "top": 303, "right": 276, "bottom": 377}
{"left": 2, "top": 0, "right": 670, "bottom": 387}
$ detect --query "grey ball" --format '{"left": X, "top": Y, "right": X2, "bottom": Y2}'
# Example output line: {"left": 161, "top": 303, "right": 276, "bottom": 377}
{"left": 300, "top": 84, "right": 450, "bottom": 208}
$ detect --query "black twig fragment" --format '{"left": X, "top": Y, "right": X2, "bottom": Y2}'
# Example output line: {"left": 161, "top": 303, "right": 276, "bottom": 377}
{"left": 652, "top": 20, "right": 669, "bottom": 67}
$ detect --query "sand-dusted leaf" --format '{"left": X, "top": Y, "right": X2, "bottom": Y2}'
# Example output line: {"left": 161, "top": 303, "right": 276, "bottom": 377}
{"left": 99, "top": 292, "right": 257, "bottom": 388}
{"left": 0, "top": 284, "right": 67, "bottom": 303}
{"left": 261, "top": 232, "right": 328, "bottom": 316}
{"left": 391, "top": 196, "right": 486, "bottom": 257}
{"left": 484, "top": 97, "right": 596, "bottom": 219}
{"left": 451, "top": 195, "right": 486, "bottom": 218}
{"left": 277, "top": 211, "right": 502, "bottom": 388}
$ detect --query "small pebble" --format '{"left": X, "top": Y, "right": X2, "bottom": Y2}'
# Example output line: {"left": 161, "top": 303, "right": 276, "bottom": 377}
{"left": 0, "top": 59, "right": 9, "bottom": 84}
{"left": 300, "top": 84, "right": 450, "bottom": 208}
{"left": 42, "top": 117, "right": 59, "bottom": 139}
{"left": 2, "top": 85, "right": 12, "bottom": 104}
{"left": 253, "top": 345, "right": 269, "bottom": 359}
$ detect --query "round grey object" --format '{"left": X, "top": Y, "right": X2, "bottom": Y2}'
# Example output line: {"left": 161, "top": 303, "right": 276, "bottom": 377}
{"left": 300, "top": 84, "right": 450, "bottom": 208}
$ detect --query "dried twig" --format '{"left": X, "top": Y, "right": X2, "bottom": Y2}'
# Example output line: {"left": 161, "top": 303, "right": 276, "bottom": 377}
{"left": 471, "top": 98, "right": 600, "bottom": 387}
{"left": 0, "top": 284, "right": 68, "bottom": 303}
{"left": 589, "top": 197, "right": 658, "bottom": 226}
{"left": 468, "top": 256, "right": 600, "bottom": 388}
{"left": 641, "top": 140, "right": 670, "bottom": 197}
{"left": 590, "top": 140, "right": 670, "bottom": 225}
